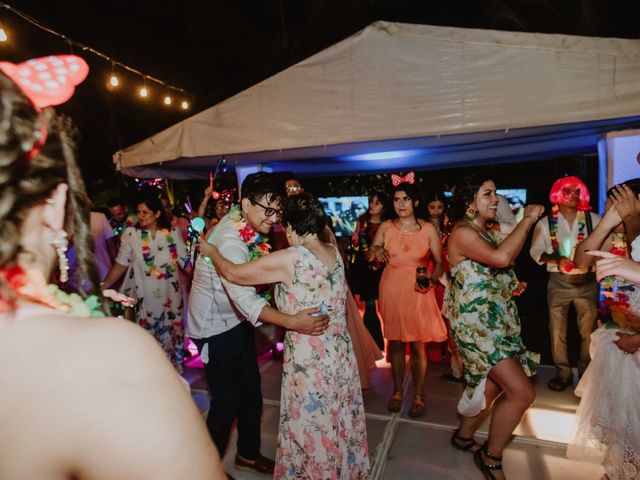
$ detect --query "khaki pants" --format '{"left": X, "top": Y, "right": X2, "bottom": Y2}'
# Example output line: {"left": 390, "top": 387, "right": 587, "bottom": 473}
{"left": 547, "top": 272, "right": 599, "bottom": 381}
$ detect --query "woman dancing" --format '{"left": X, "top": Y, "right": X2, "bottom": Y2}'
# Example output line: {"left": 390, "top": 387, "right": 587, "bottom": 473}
{"left": 446, "top": 173, "right": 543, "bottom": 480}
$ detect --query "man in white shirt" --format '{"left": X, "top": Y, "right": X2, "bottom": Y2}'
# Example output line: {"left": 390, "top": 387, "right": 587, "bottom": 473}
{"left": 188, "top": 172, "right": 328, "bottom": 477}
{"left": 530, "top": 176, "right": 600, "bottom": 391}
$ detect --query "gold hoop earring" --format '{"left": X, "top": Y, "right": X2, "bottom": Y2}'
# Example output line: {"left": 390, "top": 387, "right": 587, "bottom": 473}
{"left": 51, "top": 230, "right": 69, "bottom": 283}
{"left": 465, "top": 206, "right": 478, "bottom": 220}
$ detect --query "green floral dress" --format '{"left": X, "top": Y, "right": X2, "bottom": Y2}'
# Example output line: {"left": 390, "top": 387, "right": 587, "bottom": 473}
{"left": 447, "top": 232, "right": 539, "bottom": 416}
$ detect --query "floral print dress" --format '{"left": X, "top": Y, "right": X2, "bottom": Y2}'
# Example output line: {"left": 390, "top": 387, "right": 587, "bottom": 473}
{"left": 116, "top": 226, "right": 189, "bottom": 372}
{"left": 274, "top": 245, "right": 369, "bottom": 480}
{"left": 446, "top": 232, "right": 539, "bottom": 416}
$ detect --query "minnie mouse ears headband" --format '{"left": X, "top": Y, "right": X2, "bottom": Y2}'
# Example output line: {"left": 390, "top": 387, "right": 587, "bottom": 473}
{"left": 0, "top": 55, "right": 89, "bottom": 159}
{"left": 391, "top": 171, "right": 415, "bottom": 186}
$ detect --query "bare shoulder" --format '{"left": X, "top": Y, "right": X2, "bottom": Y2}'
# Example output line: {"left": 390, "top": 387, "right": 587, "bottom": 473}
{"left": 0, "top": 314, "right": 224, "bottom": 480}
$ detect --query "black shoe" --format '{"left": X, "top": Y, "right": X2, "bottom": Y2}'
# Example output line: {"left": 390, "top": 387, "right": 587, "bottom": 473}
{"left": 548, "top": 376, "right": 572, "bottom": 391}
{"left": 474, "top": 442, "right": 503, "bottom": 480}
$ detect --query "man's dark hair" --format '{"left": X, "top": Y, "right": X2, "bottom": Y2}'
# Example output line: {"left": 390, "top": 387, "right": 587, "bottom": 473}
{"left": 241, "top": 172, "right": 283, "bottom": 205}
{"left": 107, "top": 196, "right": 126, "bottom": 208}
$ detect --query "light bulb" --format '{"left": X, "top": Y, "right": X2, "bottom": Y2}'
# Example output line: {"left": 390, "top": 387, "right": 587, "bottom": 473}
{"left": 109, "top": 75, "right": 119, "bottom": 87}
{"left": 181, "top": 100, "right": 189, "bottom": 110}
{"left": 139, "top": 87, "right": 148, "bottom": 97}
{"left": 0, "top": 28, "right": 7, "bottom": 42}
{"left": 163, "top": 96, "right": 172, "bottom": 105}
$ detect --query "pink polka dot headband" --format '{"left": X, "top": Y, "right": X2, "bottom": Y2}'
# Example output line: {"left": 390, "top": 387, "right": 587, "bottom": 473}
{"left": 0, "top": 55, "right": 89, "bottom": 160}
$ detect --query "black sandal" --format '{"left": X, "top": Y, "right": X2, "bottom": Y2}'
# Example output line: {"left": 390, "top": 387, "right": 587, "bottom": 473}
{"left": 473, "top": 442, "right": 503, "bottom": 480}
{"left": 450, "top": 428, "right": 481, "bottom": 452}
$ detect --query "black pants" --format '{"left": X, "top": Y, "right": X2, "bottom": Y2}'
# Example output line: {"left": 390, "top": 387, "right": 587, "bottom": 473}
{"left": 193, "top": 322, "right": 262, "bottom": 459}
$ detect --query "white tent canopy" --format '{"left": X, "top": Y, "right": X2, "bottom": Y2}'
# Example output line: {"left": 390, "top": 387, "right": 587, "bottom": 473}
{"left": 114, "top": 21, "right": 640, "bottom": 179}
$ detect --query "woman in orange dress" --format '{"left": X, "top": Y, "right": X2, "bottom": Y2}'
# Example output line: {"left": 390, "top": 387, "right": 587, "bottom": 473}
{"left": 371, "top": 183, "right": 448, "bottom": 417}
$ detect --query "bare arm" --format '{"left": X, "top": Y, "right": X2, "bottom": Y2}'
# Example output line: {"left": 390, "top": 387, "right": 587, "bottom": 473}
{"left": 370, "top": 221, "right": 390, "bottom": 263}
{"left": 449, "top": 205, "right": 543, "bottom": 268}
{"left": 102, "top": 262, "right": 127, "bottom": 289}
{"left": 425, "top": 222, "right": 444, "bottom": 281}
{"left": 197, "top": 186, "right": 214, "bottom": 219}
{"left": 199, "top": 240, "right": 295, "bottom": 285}
{"left": 589, "top": 250, "right": 640, "bottom": 283}
{"left": 574, "top": 208, "right": 620, "bottom": 267}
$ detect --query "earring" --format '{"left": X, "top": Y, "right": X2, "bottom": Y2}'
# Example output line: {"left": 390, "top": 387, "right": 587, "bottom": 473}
{"left": 465, "top": 206, "right": 478, "bottom": 220}
{"left": 51, "top": 230, "right": 69, "bottom": 283}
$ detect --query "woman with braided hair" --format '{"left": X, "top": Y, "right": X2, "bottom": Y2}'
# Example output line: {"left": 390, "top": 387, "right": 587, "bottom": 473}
{"left": 0, "top": 58, "right": 224, "bottom": 480}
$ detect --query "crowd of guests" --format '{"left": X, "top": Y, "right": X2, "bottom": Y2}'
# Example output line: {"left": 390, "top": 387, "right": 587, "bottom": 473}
{"left": 1, "top": 54, "right": 639, "bottom": 480}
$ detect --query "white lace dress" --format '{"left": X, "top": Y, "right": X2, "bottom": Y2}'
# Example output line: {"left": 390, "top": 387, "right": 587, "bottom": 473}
{"left": 567, "top": 241, "right": 640, "bottom": 479}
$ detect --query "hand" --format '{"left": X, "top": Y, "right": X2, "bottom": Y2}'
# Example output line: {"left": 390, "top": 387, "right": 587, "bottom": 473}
{"left": 614, "top": 332, "right": 640, "bottom": 355}
{"left": 372, "top": 246, "right": 389, "bottom": 263}
{"left": 102, "top": 289, "right": 137, "bottom": 308}
{"left": 512, "top": 281, "right": 527, "bottom": 297}
{"left": 289, "top": 307, "right": 330, "bottom": 335}
{"left": 588, "top": 250, "right": 640, "bottom": 283}
{"left": 610, "top": 184, "right": 640, "bottom": 221}
{"left": 523, "top": 204, "right": 545, "bottom": 221}
{"left": 204, "top": 185, "right": 215, "bottom": 198}
{"left": 198, "top": 239, "right": 216, "bottom": 258}
{"left": 558, "top": 257, "right": 576, "bottom": 273}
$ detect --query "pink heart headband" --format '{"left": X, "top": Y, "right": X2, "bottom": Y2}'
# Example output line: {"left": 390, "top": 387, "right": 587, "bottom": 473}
{"left": 0, "top": 55, "right": 89, "bottom": 159}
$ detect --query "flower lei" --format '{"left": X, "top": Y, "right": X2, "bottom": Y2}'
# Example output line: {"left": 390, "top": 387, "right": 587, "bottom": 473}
{"left": 549, "top": 205, "right": 587, "bottom": 272}
{"left": 598, "top": 232, "right": 634, "bottom": 328}
{"left": 140, "top": 229, "right": 178, "bottom": 280}
{"left": 0, "top": 265, "right": 104, "bottom": 317}
{"left": 227, "top": 206, "right": 272, "bottom": 300}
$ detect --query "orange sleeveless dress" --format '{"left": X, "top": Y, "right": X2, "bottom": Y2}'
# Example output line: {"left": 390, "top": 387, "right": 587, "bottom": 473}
{"left": 379, "top": 221, "right": 448, "bottom": 343}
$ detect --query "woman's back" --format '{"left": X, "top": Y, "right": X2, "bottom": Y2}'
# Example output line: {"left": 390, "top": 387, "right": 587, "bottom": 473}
{"left": 0, "top": 306, "right": 224, "bottom": 480}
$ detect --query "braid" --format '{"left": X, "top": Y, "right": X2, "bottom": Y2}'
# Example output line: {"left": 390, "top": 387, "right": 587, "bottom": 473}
{"left": 0, "top": 70, "right": 103, "bottom": 306}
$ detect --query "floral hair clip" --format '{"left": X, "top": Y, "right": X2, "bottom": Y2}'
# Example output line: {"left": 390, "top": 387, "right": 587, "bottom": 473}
{"left": 0, "top": 55, "right": 89, "bottom": 159}
{"left": 391, "top": 171, "right": 415, "bottom": 186}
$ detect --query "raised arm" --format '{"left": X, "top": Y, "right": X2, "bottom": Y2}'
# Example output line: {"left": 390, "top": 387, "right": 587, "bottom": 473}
{"left": 450, "top": 205, "right": 544, "bottom": 268}
{"left": 610, "top": 184, "right": 640, "bottom": 244}
{"left": 574, "top": 207, "right": 620, "bottom": 268}
{"left": 199, "top": 240, "right": 295, "bottom": 286}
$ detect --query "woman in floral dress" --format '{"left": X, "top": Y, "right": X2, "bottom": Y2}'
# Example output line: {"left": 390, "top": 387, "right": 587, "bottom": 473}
{"left": 102, "top": 196, "right": 190, "bottom": 372}
{"left": 202, "top": 193, "right": 369, "bottom": 480}
{"left": 446, "top": 173, "right": 543, "bottom": 480}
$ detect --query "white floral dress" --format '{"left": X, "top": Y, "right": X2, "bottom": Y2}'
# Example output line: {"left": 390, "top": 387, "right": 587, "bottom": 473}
{"left": 116, "top": 227, "right": 189, "bottom": 372}
{"left": 274, "top": 245, "right": 369, "bottom": 480}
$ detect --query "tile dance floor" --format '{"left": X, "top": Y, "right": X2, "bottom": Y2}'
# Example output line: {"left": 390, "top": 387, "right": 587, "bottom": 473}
{"left": 183, "top": 353, "right": 605, "bottom": 480}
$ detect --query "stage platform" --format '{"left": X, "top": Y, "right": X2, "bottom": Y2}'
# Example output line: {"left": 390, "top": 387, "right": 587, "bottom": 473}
{"left": 183, "top": 354, "right": 605, "bottom": 480}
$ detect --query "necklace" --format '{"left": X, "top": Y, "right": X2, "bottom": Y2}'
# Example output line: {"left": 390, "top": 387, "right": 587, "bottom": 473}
{"left": 140, "top": 229, "right": 178, "bottom": 279}
{"left": 463, "top": 219, "right": 495, "bottom": 245}
{"left": 0, "top": 265, "right": 104, "bottom": 317}
{"left": 549, "top": 205, "right": 587, "bottom": 257}
{"left": 227, "top": 206, "right": 272, "bottom": 301}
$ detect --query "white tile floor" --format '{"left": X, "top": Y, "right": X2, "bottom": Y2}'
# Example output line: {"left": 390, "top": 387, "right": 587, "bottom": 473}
{"left": 184, "top": 355, "right": 605, "bottom": 480}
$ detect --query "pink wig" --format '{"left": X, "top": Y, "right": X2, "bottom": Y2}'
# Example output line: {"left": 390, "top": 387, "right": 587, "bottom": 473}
{"left": 549, "top": 176, "right": 591, "bottom": 211}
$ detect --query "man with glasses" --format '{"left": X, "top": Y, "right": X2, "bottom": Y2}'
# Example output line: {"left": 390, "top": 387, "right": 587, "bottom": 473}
{"left": 530, "top": 176, "right": 600, "bottom": 391}
{"left": 188, "top": 172, "right": 329, "bottom": 478}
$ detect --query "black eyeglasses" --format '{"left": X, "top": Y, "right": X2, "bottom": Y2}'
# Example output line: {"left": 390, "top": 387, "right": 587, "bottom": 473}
{"left": 251, "top": 199, "right": 282, "bottom": 217}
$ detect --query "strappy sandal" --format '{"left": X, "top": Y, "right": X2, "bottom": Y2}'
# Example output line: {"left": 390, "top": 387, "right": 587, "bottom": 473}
{"left": 387, "top": 391, "right": 403, "bottom": 412}
{"left": 450, "top": 428, "right": 481, "bottom": 452}
{"left": 408, "top": 395, "right": 426, "bottom": 418}
{"left": 474, "top": 442, "right": 503, "bottom": 480}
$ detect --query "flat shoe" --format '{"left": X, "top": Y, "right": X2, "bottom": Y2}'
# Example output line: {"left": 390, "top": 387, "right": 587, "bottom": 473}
{"left": 387, "top": 391, "right": 403, "bottom": 412}
{"left": 408, "top": 395, "right": 426, "bottom": 418}
{"left": 548, "top": 376, "right": 572, "bottom": 391}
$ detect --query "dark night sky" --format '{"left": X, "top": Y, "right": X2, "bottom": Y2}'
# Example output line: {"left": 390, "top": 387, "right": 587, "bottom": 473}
{"left": 2, "top": 0, "right": 640, "bottom": 191}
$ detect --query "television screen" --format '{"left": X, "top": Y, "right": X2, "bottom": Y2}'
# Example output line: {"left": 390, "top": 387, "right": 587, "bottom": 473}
{"left": 497, "top": 188, "right": 527, "bottom": 221}
{"left": 318, "top": 196, "right": 369, "bottom": 238}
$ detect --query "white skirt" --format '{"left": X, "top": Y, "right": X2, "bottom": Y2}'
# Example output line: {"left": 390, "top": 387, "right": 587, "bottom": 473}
{"left": 567, "top": 327, "right": 640, "bottom": 480}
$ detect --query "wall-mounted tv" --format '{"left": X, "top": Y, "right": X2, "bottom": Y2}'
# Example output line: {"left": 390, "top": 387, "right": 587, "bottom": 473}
{"left": 497, "top": 188, "right": 527, "bottom": 221}
{"left": 318, "top": 196, "right": 369, "bottom": 238}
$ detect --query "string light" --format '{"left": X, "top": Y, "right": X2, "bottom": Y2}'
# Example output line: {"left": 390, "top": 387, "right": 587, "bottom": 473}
{"left": 0, "top": 2, "right": 194, "bottom": 109}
